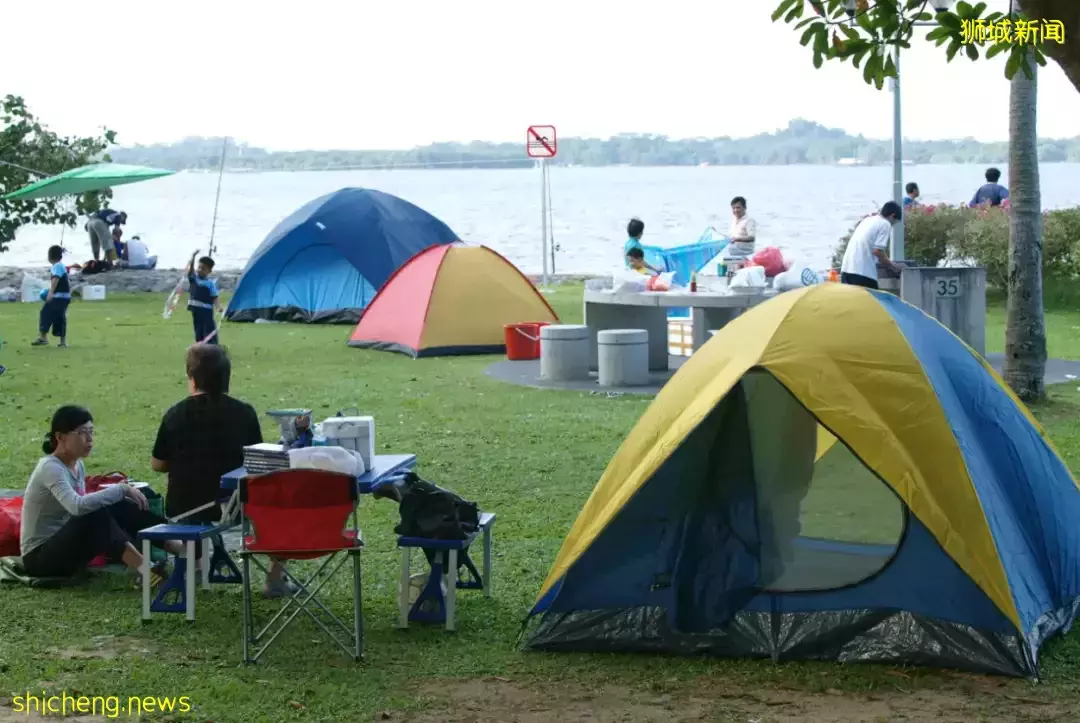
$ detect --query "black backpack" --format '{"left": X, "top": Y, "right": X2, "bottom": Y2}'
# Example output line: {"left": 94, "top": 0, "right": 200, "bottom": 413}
{"left": 393, "top": 473, "right": 480, "bottom": 542}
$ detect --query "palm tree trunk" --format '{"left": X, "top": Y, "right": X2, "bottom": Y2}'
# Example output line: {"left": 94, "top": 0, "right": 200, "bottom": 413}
{"left": 1002, "top": 59, "right": 1046, "bottom": 402}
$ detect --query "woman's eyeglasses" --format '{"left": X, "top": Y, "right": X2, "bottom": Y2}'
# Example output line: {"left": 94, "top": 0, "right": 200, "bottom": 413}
{"left": 72, "top": 427, "right": 95, "bottom": 439}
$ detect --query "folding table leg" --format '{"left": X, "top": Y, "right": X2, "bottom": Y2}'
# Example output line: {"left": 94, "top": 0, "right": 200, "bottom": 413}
{"left": 185, "top": 541, "right": 196, "bottom": 622}
{"left": 352, "top": 553, "right": 363, "bottom": 660}
{"left": 446, "top": 549, "right": 458, "bottom": 632}
{"left": 397, "top": 547, "right": 411, "bottom": 629}
{"left": 141, "top": 539, "right": 152, "bottom": 621}
{"left": 241, "top": 554, "right": 252, "bottom": 663}
{"left": 201, "top": 538, "right": 211, "bottom": 590}
{"left": 483, "top": 525, "right": 493, "bottom": 598}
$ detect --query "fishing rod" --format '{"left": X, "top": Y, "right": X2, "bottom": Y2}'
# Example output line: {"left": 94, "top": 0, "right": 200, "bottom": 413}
{"left": 207, "top": 137, "right": 228, "bottom": 258}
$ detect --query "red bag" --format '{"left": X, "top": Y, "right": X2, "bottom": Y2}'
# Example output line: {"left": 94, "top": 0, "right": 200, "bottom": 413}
{"left": 0, "top": 497, "right": 23, "bottom": 557}
{"left": 85, "top": 471, "right": 128, "bottom": 494}
{"left": 750, "top": 246, "right": 787, "bottom": 278}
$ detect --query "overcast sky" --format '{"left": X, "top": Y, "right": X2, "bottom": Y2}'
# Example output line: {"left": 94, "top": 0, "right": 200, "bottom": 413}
{"left": 2, "top": 0, "right": 1077, "bottom": 150}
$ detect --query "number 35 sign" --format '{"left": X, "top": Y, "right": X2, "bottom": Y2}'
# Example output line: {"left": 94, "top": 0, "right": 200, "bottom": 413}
{"left": 935, "top": 276, "right": 962, "bottom": 299}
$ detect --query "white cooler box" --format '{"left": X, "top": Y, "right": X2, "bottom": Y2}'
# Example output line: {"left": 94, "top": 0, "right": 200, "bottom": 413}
{"left": 82, "top": 285, "right": 107, "bottom": 301}
{"left": 321, "top": 416, "right": 375, "bottom": 470}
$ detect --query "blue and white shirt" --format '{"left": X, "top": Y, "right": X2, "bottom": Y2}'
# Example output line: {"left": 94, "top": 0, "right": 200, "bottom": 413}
{"left": 50, "top": 262, "right": 71, "bottom": 299}
{"left": 187, "top": 271, "right": 218, "bottom": 310}
{"left": 91, "top": 208, "right": 125, "bottom": 225}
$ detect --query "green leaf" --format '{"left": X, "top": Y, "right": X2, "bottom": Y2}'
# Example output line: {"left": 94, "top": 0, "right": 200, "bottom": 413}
{"left": 800, "top": 25, "right": 818, "bottom": 47}
{"left": 840, "top": 24, "right": 860, "bottom": 41}
{"left": 813, "top": 51, "right": 824, "bottom": 69}
{"left": 937, "top": 12, "right": 962, "bottom": 30}
{"left": 955, "top": 1, "right": 974, "bottom": 18}
{"left": 862, "top": 50, "right": 879, "bottom": 85}
{"left": 1004, "top": 49, "right": 1021, "bottom": 79}
{"left": 925, "top": 26, "right": 950, "bottom": 41}
{"left": 856, "top": 10, "right": 877, "bottom": 35}
{"left": 883, "top": 52, "right": 897, "bottom": 78}
{"left": 965, "top": 43, "right": 979, "bottom": 61}
{"left": 813, "top": 28, "right": 829, "bottom": 54}
{"left": 852, "top": 47, "right": 871, "bottom": 67}
{"left": 972, "top": 2, "right": 987, "bottom": 16}
{"left": 770, "top": 0, "right": 798, "bottom": 22}
{"left": 985, "top": 42, "right": 1007, "bottom": 59}
{"left": 945, "top": 39, "right": 962, "bottom": 62}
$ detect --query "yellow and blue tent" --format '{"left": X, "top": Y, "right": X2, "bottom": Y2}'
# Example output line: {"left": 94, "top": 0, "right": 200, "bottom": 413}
{"left": 526, "top": 283, "right": 1080, "bottom": 678}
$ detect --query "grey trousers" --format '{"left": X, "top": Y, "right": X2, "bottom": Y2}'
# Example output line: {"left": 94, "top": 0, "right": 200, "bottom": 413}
{"left": 86, "top": 218, "right": 113, "bottom": 260}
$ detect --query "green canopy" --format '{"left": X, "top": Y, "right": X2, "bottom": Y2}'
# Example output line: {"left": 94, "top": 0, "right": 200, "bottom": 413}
{"left": 1, "top": 163, "right": 175, "bottom": 201}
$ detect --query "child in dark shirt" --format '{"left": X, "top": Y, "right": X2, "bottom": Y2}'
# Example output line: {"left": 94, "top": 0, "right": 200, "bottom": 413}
{"left": 186, "top": 252, "right": 222, "bottom": 344}
{"left": 32, "top": 245, "right": 72, "bottom": 348}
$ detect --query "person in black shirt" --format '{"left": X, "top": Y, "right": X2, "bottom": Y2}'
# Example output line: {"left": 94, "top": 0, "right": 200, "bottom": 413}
{"left": 150, "top": 343, "right": 293, "bottom": 597}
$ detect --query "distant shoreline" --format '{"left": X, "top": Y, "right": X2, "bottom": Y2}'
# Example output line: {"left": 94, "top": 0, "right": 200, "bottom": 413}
{"left": 109, "top": 121, "right": 1080, "bottom": 172}
{"left": 0, "top": 267, "right": 594, "bottom": 298}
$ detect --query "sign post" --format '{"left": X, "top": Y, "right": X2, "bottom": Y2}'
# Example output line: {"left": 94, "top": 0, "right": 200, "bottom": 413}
{"left": 527, "top": 126, "right": 557, "bottom": 291}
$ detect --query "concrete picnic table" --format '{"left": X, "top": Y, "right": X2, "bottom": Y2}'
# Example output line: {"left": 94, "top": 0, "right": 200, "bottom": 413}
{"left": 583, "top": 287, "right": 777, "bottom": 371}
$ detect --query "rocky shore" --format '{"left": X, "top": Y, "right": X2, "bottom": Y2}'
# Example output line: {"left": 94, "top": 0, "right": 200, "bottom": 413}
{"left": 0, "top": 266, "right": 592, "bottom": 302}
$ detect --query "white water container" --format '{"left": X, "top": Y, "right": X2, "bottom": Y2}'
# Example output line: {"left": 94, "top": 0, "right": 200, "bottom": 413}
{"left": 321, "top": 416, "right": 375, "bottom": 470}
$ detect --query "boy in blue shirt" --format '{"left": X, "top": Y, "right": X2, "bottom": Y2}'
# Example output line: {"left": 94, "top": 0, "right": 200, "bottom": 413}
{"left": 186, "top": 252, "right": 222, "bottom": 344}
{"left": 32, "top": 246, "right": 71, "bottom": 348}
{"left": 623, "top": 218, "right": 661, "bottom": 273}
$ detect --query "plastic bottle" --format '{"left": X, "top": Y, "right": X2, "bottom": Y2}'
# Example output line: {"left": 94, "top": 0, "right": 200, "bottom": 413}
{"left": 689, "top": 270, "right": 698, "bottom": 293}
{"left": 828, "top": 269, "right": 839, "bottom": 283}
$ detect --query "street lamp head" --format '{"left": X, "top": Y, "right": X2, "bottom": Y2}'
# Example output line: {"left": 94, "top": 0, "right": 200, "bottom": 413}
{"left": 929, "top": 0, "right": 953, "bottom": 11}
{"left": 842, "top": 0, "right": 857, "bottom": 17}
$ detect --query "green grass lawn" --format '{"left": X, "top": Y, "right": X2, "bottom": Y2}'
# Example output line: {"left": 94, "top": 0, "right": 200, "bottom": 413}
{"left": 1, "top": 285, "right": 1079, "bottom": 722}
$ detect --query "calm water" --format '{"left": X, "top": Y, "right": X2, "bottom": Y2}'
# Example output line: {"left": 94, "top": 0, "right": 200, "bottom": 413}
{"left": 8, "top": 164, "right": 1080, "bottom": 273}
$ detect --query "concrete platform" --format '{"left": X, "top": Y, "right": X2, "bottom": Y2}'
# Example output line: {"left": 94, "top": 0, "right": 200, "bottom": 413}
{"left": 985, "top": 353, "right": 1080, "bottom": 386}
{"left": 485, "top": 355, "right": 688, "bottom": 395}
{"left": 485, "top": 352, "right": 1080, "bottom": 396}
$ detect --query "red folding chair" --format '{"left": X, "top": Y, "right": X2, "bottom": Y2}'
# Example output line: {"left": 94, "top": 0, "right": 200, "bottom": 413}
{"left": 238, "top": 469, "right": 363, "bottom": 663}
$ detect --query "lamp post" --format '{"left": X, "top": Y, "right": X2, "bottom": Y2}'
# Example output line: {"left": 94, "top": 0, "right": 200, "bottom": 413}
{"left": 842, "top": 0, "right": 954, "bottom": 261}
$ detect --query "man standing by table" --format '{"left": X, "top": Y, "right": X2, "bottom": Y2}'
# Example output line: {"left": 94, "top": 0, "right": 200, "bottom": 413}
{"left": 150, "top": 343, "right": 293, "bottom": 598}
{"left": 839, "top": 202, "right": 905, "bottom": 290}
{"left": 724, "top": 196, "right": 757, "bottom": 262}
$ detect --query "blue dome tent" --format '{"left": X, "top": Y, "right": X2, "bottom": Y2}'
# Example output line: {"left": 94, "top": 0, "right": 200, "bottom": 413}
{"left": 226, "top": 188, "right": 459, "bottom": 323}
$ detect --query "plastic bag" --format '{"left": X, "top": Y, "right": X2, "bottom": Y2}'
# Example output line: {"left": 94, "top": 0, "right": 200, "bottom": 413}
{"left": 774, "top": 266, "right": 821, "bottom": 292}
{"left": 288, "top": 445, "right": 366, "bottom": 476}
{"left": 612, "top": 270, "right": 648, "bottom": 293}
{"left": 729, "top": 265, "right": 767, "bottom": 289}
{"left": 645, "top": 271, "right": 676, "bottom": 291}
{"left": 750, "top": 247, "right": 787, "bottom": 278}
{"left": 21, "top": 273, "right": 48, "bottom": 303}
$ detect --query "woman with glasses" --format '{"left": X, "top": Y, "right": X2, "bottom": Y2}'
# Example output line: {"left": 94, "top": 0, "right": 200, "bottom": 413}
{"left": 19, "top": 405, "right": 191, "bottom": 583}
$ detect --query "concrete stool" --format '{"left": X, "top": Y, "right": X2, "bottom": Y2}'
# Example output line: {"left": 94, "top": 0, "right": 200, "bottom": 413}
{"left": 598, "top": 329, "right": 649, "bottom": 387}
{"left": 540, "top": 324, "right": 589, "bottom": 381}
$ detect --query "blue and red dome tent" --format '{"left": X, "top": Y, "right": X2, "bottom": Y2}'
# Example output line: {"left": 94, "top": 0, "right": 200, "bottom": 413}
{"left": 226, "top": 188, "right": 459, "bottom": 323}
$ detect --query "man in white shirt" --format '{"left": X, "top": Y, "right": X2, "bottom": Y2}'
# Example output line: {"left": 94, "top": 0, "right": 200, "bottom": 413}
{"left": 840, "top": 202, "right": 904, "bottom": 290}
{"left": 725, "top": 196, "right": 757, "bottom": 260}
{"left": 122, "top": 235, "right": 157, "bottom": 269}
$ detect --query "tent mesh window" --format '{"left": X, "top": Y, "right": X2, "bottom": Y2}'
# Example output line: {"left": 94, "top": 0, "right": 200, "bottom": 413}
{"left": 743, "top": 371, "right": 905, "bottom": 593}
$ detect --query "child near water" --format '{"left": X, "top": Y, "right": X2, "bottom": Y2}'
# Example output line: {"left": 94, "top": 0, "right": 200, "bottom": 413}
{"left": 32, "top": 245, "right": 71, "bottom": 348}
{"left": 185, "top": 252, "right": 222, "bottom": 344}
